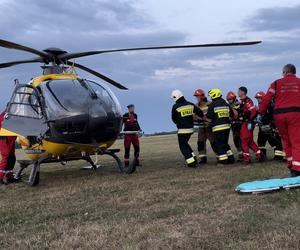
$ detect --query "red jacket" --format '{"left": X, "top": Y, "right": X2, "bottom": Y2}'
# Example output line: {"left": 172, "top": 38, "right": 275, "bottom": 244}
{"left": 259, "top": 74, "right": 300, "bottom": 115}
{"left": 241, "top": 97, "right": 257, "bottom": 121}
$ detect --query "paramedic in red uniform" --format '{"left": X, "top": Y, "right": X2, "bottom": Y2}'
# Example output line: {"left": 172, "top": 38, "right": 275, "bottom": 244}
{"left": 0, "top": 110, "right": 17, "bottom": 185}
{"left": 259, "top": 64, "right": 300, "bottom": 177}
{"left": 122, "top": 104, "right": 141, "bottom": 166}
{"left": 238, "top": 86, "right": 262, "bottom": 163}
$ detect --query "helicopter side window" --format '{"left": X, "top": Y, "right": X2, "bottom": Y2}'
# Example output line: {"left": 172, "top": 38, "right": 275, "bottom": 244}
{"left": 9, "top": 86, "right": 43, "bottom": 119}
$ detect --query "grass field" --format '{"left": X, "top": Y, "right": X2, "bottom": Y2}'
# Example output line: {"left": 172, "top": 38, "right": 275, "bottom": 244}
{"left": 0, "top": 133, "right": 300, "bottom": 249}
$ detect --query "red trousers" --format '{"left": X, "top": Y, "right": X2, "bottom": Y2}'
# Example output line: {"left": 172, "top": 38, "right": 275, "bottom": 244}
{"left": 275, "top": 113, "right": 300, "bottom": 172}
{"left": 124, "top": 134, "right": 140, "bottom": 161}
{"left": 240, "top": 123, "right": 260, "bottom": 161}
{"left": 0, "top": 136, "right": 17, "bottom": 180}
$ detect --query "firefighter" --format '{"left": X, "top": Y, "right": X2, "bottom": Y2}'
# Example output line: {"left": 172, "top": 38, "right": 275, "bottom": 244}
{"left": 254, "top": 91, "right": 284, "bottom": 161}
{"left": 226, "top": 91, "right": 243, "bottom": 161}
{"left": 0, "top": 110, "right": 17, "bottom": 185}
{"left": 171, "top": 90, "right": 204, "bottom": 168}
{"left": 193, "top": 89, "right": 216, "bottom": 163}
{"left": 207, "top": 89, "right": 235, "bottom": 165}
{"left": 122, "top": 104, "right": 141, "bottom": 166}
{"left": 238, "top": 86, "right": 263, "bottom": 163}
{"left": 258, "top": 64, "right": 300, "bottom": 177}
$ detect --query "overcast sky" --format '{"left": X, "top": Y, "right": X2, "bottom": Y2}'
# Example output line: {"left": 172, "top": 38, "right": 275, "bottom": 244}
{"left": 0, "top": 0, "right": 300, "bottom": 133}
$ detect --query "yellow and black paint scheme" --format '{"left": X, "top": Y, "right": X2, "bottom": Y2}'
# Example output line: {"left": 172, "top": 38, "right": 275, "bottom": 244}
{"left": 0, "top": 73, "right": 122, "bottom": 162}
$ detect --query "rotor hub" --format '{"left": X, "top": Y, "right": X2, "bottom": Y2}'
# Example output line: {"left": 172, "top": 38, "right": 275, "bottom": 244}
{"left": 43, "top": 47, "right": 68, "bottom": 56}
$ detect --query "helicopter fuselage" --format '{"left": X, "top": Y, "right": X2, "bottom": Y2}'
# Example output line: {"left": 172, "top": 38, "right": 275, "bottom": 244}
{"left": 1, "top": 74, "right": 123, "bottom": 161}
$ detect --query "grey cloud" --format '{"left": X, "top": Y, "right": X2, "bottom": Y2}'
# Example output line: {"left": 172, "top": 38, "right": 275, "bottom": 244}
{"left": 2, "top": 1, "right": 300, "bottom": 132}
{"left": 0, "top": 0, "right": 152, "bottom": 39}
{"left": 244, "top": 5, "right": 300, "bottom": 32}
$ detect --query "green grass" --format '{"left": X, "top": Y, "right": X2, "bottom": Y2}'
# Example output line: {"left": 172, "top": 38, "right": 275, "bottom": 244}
{"left": 0, "top": 134, "right": 299, "bottom": 249}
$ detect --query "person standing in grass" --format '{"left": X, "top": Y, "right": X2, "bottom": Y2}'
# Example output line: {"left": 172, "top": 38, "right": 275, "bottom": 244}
{"left": 238, "top": 86, "right": 263, "bottom": 164}
{"left": 171, "top": 89, "right": 203, "bottom": 168}
{"left": 193, "top": 89, "right": 217, "bottom": 164}
{"left": 122, "top": 104, "right": 142, "bottom": 167}
{"left": 207, "top": 89, "right": 235, "bottom": 165}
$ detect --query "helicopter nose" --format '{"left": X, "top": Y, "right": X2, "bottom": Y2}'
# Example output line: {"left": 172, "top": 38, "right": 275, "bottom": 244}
{"left": 51, "top": 114, "right": 89, "bottom": 136}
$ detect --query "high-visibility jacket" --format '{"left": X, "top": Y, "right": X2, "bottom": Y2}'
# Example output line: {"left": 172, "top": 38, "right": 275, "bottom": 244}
{"left": 207, "top": 97, "right": 233, "bottom": 132}
{"left": 259, "top": 74, "right": 300, "bottom": 115}
{"left": 172, "top": 97, "right": 203, "bottom": 134}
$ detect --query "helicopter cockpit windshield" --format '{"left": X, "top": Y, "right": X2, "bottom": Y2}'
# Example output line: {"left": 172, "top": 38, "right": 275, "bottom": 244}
{"left": 39, "top": 79, "right": 122, "bottom": 121}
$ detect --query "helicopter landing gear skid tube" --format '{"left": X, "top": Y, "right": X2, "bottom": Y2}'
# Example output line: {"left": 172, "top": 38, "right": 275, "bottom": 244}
{"left": 81, "top": 149, "right": 137, "bottom": 174}
{"left": 14, "top": 149, "right": 136, "bottom": 186}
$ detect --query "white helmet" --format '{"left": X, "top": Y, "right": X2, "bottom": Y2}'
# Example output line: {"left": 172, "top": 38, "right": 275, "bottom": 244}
{"left": 171, "top": 89, "right": 183, "bottom": 102}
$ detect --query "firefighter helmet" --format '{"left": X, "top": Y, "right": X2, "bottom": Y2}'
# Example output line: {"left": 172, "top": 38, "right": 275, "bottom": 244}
{"left": 226, "top": 91, "right": 236, "bottom": 101}
{"left": 171, "top": 89, "right": 183, "bottom": 102}
{"left": 255, "top": 91, "right": 266, "bottom": 99}
{"left": 208, "top": 88, "right": 222, "bottom": 99}
{"left": 194, "top": 89, "right": 205, "bottom": 97}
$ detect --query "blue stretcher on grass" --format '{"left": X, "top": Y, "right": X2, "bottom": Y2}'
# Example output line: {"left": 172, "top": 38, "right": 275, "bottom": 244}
{"left": 235, "top": 176, "right": 300, "bottom": 194}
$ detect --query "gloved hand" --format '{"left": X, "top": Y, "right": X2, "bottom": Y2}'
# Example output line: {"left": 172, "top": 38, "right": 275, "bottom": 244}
{"left": 256, "top": 114, "right": 263, "bottom": 126}
{"left": 247, "top": 121, "right": 254, "bottom": 130}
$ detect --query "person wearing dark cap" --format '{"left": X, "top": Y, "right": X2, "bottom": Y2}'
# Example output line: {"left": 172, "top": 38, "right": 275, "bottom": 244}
{"left": 238, "top": 86, "right": 263, "bottom": 163}
{"left": 122, "top": 104, "right": 141, "bottom": 166}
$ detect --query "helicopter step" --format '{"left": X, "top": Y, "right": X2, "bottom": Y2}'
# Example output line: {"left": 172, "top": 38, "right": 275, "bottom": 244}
{"left": 15, "top": 149, "right": 136, "bottom": 186}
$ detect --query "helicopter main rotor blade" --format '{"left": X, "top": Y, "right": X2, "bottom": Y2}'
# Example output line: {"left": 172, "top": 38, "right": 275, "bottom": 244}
{"left": 59, "top": 41, "right": 262, "bottom": 60}
{"left": 0, "top": 57, "right": 44, "bottom": 69}
{"left": 0, "top": 39, "right": 50, "bottom": 59}
{"left": 67, "top": 61, "right": 128, "bottom": 90}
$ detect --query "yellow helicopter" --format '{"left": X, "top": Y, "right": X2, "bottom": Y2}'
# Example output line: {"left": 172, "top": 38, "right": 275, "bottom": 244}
{"left": 0, "top": 39, "right": 261, "bottom": 186}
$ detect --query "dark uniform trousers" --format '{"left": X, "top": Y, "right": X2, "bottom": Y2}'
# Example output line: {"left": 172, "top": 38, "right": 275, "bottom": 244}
{"left": 257, "top": 127, "right": 284, "bottom": 160}
{"left": 213, "top": 128, "right": 234, "bottom": 164}
{"left": 231, "top": 123, "right": 242, "bottom": 150}
{"left": 198, "top": 126, "right": 216, "bottom": 158}
{"left": 214, "top": 129, "right": 234, "bottom": 163}
{"left": 177, "top": 132, "right": 196, "bottom": 167}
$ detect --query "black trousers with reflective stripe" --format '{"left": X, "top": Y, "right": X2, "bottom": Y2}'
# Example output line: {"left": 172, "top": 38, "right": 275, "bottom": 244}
{"left": 257, "top": 130, "right": 283, "bottom": 154}
{"left": 231, "top": 123, "right": 242, "bottom": 151}
{"left": 213, "top": 129, "right": 231, "bottom": 163}
{"left": 177, "top": 133, "right": 194, "bottom": 165}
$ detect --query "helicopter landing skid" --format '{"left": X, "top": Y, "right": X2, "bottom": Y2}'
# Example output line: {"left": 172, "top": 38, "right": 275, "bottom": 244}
{"left": 81, "top": 149, "right": 137, "bottom": 174}
{"left": 81, "top": 149, "right": 123, "bottom": 172}
{"left": 14, "top": 149, "right": 134, "bottom": 186}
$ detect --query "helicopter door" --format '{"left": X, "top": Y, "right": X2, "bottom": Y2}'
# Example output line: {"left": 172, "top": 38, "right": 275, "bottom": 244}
{"left": 2, "top": 85, "right": 48, "bottom": 137}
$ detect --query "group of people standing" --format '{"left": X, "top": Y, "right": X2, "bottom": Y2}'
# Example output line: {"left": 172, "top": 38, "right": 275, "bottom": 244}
{"left": 171, "top": 64, "right": 300, "bottom": 177}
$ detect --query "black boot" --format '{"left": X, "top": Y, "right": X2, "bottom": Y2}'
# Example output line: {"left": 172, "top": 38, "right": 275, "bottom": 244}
{"left": 199, "top": 156, "right": 207, "bottom": 164}
{"left": 273, "top": 155, "right": 284, "bottom": 161}
{"left": 0, "top": 179, "right": 7, "bottom": 186}
{"left": 227, "top": 155, "right": 235, "bottom": 164}
{"left": 187, "top": 162, "right": 198, "bottom": 168}
{"left": 237, "top": 151, "right": 244, "bottom": 162}
{"left": 290, "top": 169, "right": 300, "bottom": 177}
